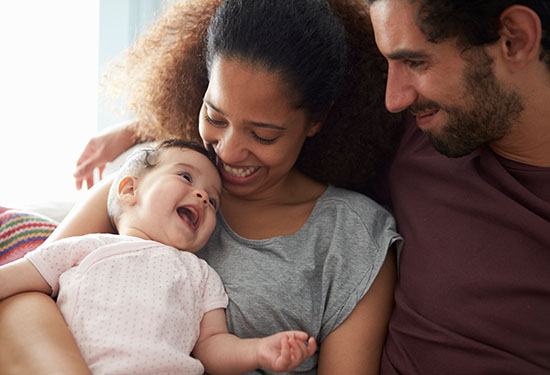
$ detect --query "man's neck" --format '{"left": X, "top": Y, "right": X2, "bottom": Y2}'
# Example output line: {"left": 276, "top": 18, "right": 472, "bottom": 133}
{"left": 490, "top": 128, "right": 550, "bottom": 167}
{"left": 489, "top": 83, "right": 550, "bottom": 167}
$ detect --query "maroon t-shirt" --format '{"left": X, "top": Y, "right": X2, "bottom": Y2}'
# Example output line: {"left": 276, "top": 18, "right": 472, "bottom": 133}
{"left": 379, "top": 118, "right": 550, "bottom": 374}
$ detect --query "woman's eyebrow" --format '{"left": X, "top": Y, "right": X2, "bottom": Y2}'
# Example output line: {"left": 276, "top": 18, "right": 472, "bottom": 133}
{"left": 204, "top": 100, "right": 225, "bottom": 115}
{"left": 204, "top": 99, "right": 286, "bottom": 130}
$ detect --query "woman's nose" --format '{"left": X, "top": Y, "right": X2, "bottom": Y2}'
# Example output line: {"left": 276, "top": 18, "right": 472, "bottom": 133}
{"left": 385, "top": 64, "right": 417, "bottom": 113}
{"left": 214, "top": 130, "right": 248, "bottom": 164}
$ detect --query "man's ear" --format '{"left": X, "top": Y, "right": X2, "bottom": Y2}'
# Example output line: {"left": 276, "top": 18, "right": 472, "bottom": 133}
{"left": 499, "top": 5, "right": 542, "bottom": 70}
{"left": 117, "top": 176, "right": 137, "bottom": 205}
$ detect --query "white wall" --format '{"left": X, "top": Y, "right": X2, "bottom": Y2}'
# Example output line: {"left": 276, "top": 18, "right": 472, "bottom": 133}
{"left": 0, "top": 1, "right": 99, "bottom": 207}
{"left": 97, "top": 0, "right": 163, "bottom": 131}
{"left": 0, "top": 1, "right": 172, "bottom": 208}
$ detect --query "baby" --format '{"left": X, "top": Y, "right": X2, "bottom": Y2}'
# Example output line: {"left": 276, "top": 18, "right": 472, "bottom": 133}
{"left": 0, "top": 139, "right": 316, "bottom": 374}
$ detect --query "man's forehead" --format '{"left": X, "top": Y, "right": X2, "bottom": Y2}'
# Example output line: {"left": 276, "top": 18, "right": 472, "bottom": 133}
{"left": 371, "top": 1, "right": 422, "bottom": 49}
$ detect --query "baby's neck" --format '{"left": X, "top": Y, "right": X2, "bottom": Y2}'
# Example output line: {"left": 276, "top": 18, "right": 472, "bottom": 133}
{"left": 116, "top": 223, "right": 153, "bottom": 242}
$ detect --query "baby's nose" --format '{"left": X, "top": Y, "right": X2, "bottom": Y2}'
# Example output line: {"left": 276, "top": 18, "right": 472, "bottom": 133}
{"left": 194, "top": 190, "right": 209, "bottom": 206}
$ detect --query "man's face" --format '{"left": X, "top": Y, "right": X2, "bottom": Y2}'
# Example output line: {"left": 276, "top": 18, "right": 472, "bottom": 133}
{"left": 369, "top": 0, "right": 523, "bottom": 157}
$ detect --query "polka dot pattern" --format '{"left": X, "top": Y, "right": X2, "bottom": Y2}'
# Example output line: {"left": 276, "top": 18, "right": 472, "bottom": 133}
{"left": 25, "top": 234, "right": 228, "bottom": 374}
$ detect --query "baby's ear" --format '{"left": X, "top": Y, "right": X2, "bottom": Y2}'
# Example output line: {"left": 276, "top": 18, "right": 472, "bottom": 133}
{"left": 118, "top": 176, "right": 137, "bottom": 205}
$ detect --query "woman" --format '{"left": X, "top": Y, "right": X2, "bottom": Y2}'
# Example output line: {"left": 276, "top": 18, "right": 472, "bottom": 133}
{"left": 0, "top": 0, "right": 403, "bottom": 373}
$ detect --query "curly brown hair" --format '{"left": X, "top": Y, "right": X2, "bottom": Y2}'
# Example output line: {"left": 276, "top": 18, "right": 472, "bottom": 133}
{"left": 103, "top": 0, "right": 402, "bottom": 196}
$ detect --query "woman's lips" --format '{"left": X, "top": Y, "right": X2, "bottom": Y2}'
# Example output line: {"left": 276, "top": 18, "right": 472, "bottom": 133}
{"left": 218, "top": 160, "right": 261, "bottom": 185}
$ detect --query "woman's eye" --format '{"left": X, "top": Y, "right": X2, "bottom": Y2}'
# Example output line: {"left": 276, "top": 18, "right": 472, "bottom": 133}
{"left": 180, "top": 172, "right": 192, "bottom": 182}
{"left": 252, "top": 132, "right": 277, "bottom": 145}
{"left": 205, "top": 113, "right": 226, "bottom": 126}
{"left": 209, "top": 198, "right": 217, "bottom": 209}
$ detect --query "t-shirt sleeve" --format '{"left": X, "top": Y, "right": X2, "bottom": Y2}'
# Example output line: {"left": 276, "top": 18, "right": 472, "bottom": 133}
{"left": 24, "top": 236, "right": 98, "bottom": 296}
{"left": 318, "top": 193, "right": 403, "bottom": 341}
{"left": 199, "top": 259, "right": 229, "bottom": 313}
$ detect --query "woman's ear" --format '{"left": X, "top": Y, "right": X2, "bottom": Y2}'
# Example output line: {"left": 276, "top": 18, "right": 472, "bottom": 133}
{"left": 117, "top": 176, "right": 137, "bottom": 205}
{"left": 499, "top": 5, "right": 542, "bottom": 70}
{"left": 307, "top": 120, "right": 323, "bottom": 137}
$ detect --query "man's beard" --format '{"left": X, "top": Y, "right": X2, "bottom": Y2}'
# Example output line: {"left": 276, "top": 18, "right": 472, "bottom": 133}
{"left": 411, "top": 49, "right": 524, "bottom": 158}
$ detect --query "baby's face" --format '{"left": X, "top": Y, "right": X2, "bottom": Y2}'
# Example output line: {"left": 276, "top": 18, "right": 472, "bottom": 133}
{"left": 133, "top": 148, "right": 221, "bottom": 252}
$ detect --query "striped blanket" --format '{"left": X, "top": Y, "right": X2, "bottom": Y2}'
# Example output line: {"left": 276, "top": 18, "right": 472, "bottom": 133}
{"left": 0, "top": 207, "right": 57, "bottom": 265}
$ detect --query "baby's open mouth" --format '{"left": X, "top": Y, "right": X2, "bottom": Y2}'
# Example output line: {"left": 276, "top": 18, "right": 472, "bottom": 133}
{"left": 177, "top": 206, "right": 199, "bottom": 230}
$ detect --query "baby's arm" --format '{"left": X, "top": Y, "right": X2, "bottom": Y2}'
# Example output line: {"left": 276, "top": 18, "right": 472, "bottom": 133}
{"left": 193, "top": 308, "right": 316, "bottom": 374}
{"left": 0, "top": 258, "right": 51, "bottom": 300}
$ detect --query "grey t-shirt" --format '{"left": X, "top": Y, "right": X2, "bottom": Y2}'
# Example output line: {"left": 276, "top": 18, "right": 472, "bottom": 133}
{"left": 197, "top": 185, "right": 402, "bottom": 374}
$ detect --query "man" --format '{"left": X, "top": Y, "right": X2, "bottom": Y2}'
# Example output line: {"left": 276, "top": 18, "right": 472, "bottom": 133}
{"left": 366, "top": 0, "right": 550, "bottom": 373}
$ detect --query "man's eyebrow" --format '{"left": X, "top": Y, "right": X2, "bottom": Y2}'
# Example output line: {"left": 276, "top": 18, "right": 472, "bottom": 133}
{"left": 203, "top": 99, "right": 286, "bottom": 131}
{"left": 386, "top": 49, "right": 430, "bottom": 61}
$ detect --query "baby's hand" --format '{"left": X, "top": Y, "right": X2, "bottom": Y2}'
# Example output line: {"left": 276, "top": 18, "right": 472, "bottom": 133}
{"left": 256, "top": 331, "right": 317, "bottom": 372}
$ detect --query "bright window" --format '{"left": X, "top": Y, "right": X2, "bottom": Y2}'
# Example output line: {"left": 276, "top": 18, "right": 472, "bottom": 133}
{"left": 0, "top": 1, "right": 99, "bottom": 207}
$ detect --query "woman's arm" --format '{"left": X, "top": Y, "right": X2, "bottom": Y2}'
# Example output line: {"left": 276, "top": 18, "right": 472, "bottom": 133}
{"left": 47, "top": 176, "right": 115, "bottom": 243}
{"left": 193, "top": 308, "right": 316, "bottom": 374}
{"left": 0, "top": 292, "right": 90, "bottom": 374}
{"left": 74, "top": 120, "right": 140, "bottom": 190}
{"left": 0, "top": 178, "right": 115, "bottom": 373}
{"left": 317, "top": 249, "right": 397, "bottom": 375}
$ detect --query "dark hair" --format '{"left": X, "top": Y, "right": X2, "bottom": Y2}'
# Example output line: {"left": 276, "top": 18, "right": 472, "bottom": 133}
{"left": 204, "top": 0, "right": 402, "bottom": 193}
{"left": 104, "top": 0, "right": 402, "bottom": 195}
{"left": 206, "top": 0, "right": 347, "bottom": 117}
{"left": 107, "top": 139, "right": 217, "bottom": 229}
{"left": 366, "top": 0, "right": 550, "bottom": 69}
{"left": 147, "top": 139, "right": 217, "bottom": 168}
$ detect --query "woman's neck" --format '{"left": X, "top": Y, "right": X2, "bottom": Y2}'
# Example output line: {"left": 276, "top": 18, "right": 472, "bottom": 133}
{"left": 220, "top": 169, "right": 327, "bottom": 240}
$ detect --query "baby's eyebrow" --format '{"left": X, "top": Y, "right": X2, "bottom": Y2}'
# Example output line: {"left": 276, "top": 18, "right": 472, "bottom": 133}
{"left": 174, "top": 162, "right": 198, "bottom": 171}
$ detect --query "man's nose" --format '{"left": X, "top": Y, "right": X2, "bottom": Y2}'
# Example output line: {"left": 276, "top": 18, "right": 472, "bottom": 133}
{"left": 385, "top": 64, "right": 417, "bottom": 113}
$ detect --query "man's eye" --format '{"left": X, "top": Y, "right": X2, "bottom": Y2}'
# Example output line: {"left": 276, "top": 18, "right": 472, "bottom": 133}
{"left": 209, "top": 198, "right": 217, "bottom": 209}
{"left": 405, "top": 60, "right": 425, "bottom": 69}
{"left": 180, "top": 172, "right": 192, "bottom": 182}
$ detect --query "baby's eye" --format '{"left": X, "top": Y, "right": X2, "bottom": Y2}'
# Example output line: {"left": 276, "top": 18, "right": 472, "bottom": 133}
{"left": 209, "top": 198, "right": 217, "bottom": 209}
{"left": 180, "top": 172, "right": 192, "bottom": 182}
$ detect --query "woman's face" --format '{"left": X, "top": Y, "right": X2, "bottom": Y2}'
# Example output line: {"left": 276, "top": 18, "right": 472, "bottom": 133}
{"left": 199, "top": 58, "right": 321, "bottom": 200}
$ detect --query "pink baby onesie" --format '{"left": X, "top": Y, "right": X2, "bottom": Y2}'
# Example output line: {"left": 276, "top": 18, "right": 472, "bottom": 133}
{"left": 25, "top": 233, "right": 228, "bottom": 375}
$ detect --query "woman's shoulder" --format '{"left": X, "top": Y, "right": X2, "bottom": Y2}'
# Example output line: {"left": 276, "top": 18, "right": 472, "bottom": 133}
{"left": 314, "top": 185, "right": 398, "bottom": 236}
{"left": 320, "top": 185, "right": 391, "bottom": 214}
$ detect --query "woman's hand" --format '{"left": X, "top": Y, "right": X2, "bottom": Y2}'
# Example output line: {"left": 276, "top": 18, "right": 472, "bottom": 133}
{"left": 74, "top": 120, "right": 139, "bottom": 190}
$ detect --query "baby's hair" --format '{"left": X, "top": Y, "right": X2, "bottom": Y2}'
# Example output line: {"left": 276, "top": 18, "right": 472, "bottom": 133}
{"left": 107, "top": 139, "right": 217, "bottom": 231}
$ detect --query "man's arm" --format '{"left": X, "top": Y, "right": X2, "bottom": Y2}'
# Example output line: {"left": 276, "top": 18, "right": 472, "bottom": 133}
{"left": 0, "top": 258, "right": 51, "bottom": 301}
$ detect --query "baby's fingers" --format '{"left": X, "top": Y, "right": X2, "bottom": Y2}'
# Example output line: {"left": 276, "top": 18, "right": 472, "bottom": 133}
{"left": 288, "top": 334, "right": 317, "bottom": 363}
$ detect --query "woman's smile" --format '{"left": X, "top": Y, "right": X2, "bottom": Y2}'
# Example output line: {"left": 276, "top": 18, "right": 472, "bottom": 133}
{"left": 218, "top": 159, "right": 262, "bottom": 185}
